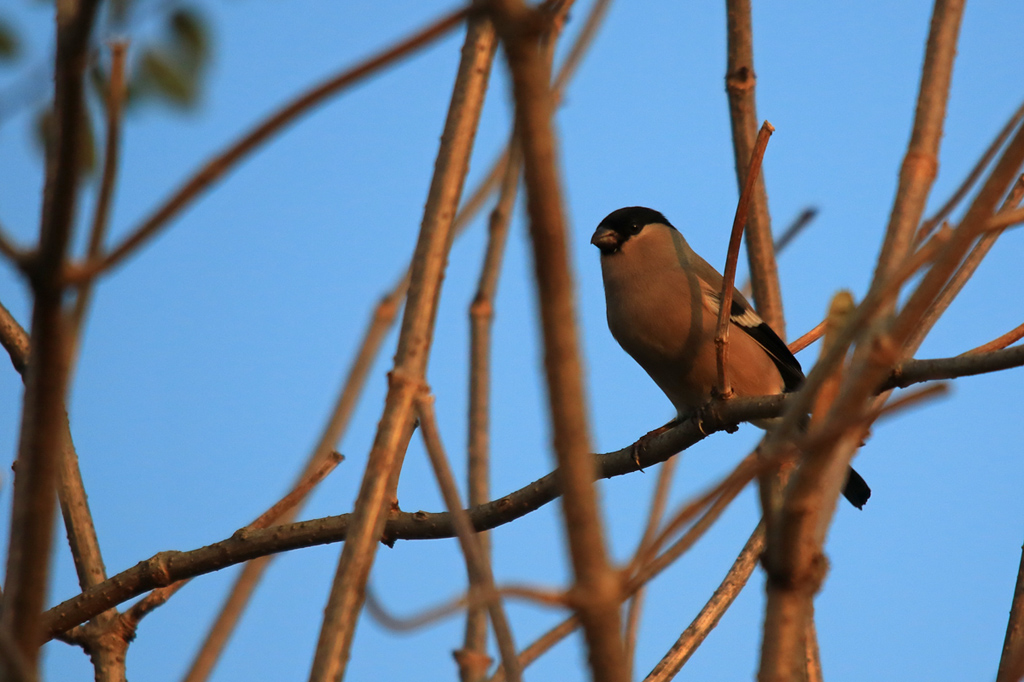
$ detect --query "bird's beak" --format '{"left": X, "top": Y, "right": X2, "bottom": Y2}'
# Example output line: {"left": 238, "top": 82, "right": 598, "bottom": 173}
{"left": 591, "top": 226, "right": 621, "bottom": 254}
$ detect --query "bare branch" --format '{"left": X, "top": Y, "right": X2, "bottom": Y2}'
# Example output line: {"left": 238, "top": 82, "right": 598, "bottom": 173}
{"left": 308, "top": 12, "right": 494, "bottom": 680}
{"left": 417, "top": 393, "right": 522, "bottom": 682}
{"left": 966, "top": 321, "right": 1024, "bottom": 355}
{"left": 643, "top": 523, "right": 765, "bottom": 682}
{"left": 40, "top": 341, "right": 1024, "bottom": 641}
{"left": 624, "top": 457, "right": 678, "bottom": 677}
{"left": 715, "top": 121, "right": 775, "bottom": 398}
{"left": 66, "top": 6, "right": 472, "bottom": 284}
{"left": 870, "top": 0, "right": 965, "bottom": 292}
{"left": 2, "top": 0, "right": 102, "bottom": 675}
{"left": 464, "top": 141, "right": 521, "bottom": 679}
{"left": 492, "top": 2, "right": 626, "bottom": 679}
{"left": 997, "top": 540, "right": 1024, "bottom": 682}
{"left": 71, "top": 41, "right": 128, "bottom": 340}
{"left": 906, "top": 174, "right": 1024, "bottom": 353}
{"left": 724, "top": 0, "right": 784, "bottom": 333}
{"left": 916, "top": 98, "right": 1024, "bottom": 243}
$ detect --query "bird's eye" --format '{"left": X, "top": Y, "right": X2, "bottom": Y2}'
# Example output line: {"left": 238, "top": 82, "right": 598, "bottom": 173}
{"left": 629, "top": 222, "right": 643, "bottom": 235}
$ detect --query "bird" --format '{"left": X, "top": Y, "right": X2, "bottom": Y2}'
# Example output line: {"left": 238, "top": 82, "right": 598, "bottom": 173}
{"left": 591, "top": 206, "right": 870, "bottom": 509}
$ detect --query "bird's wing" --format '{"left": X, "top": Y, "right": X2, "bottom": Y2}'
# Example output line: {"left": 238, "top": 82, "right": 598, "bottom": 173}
{"left": 700, "top": 280, "right": 804, "bottom": 392}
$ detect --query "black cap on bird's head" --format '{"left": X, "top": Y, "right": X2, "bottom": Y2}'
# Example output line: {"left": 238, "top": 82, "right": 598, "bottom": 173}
{"left": 591, "top": 206, "right": 674, "bottom": 254}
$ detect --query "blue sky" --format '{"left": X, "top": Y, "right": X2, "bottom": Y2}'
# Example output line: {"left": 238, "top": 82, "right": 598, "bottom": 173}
{"left": 1, "top": 1, "right": 1024, "bottom": 680}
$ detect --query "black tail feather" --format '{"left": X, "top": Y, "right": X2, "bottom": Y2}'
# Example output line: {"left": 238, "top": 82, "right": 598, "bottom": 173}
{"left": 842, "top": 467, "right": 871, "bottom": 509}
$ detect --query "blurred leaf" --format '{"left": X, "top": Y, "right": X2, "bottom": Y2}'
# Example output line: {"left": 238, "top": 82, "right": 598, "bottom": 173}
{"left": 0, "top": 17, "right": 20, "bottom": 60}
{"left": 169, "top": 7, "right": 209, "bottom": 65}
{"left": 34, "top": 105, "right": 97, "bottom": 176}
{"left": 109, "top": 0, "right": 134, "bottom": 24}
{"left": 137, "top": 48, "right": 197, "bottom": 107}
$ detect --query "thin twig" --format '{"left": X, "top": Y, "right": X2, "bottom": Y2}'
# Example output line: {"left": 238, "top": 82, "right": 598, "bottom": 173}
{"left": 905, "top": 173, "right": 1024, "bottom": 353}
{"left": 624, "top": 458, "right": 678, "bottom": 677}
{"left": 487, "top": 616, "right": 580, "bottom": 682}
{"left": 307, "top": 11, "right": 495, "bottom": 681}
{"left": 724, "top": 0, "right": 784, "bottom": 333}
{"left": 121, "top": 451, "right": 344, "bottom": 629}
{"left": 643, "top": 523, "right": 765, "bottom": 682}
{"left": 788, "top": 321, "right": 825, "bottom": 355}
{"left": 180, "top": 153, "right": 505, "bottom": 682}
{"left": 626, "top": 456, "right": 764, "bottom": 594}
{"left": 965, "top": 321, "right": 1024, "bottom": 355}
{"left": 464, "top": 141, "right": 521, "bottom": 679}
{"left": 916, "top": 98, "right": 1024, "bottom": 243}
{"left": 0, "top": 300, "right": 30, "bottom": 374}
{"left": 66, "top": 6, "right": 472, "bottom": 284}
{"left": 71, "top": 40, "right": 128, "bottom": 337}
{"left": 417, "top": 393, "right": 522, "bottom": 682}
{"left": 715, "top": 122, "right": 775, "bottom": 398}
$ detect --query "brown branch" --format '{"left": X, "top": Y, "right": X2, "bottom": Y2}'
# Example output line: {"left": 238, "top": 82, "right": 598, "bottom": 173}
{"left": 66, "top": 5, "right": 471, "bottom": 284}
{"left": 997, "top": 540, "right": 1024, "bottom": 682}
{"left": 624, "top": 457, "right": 678, "bottom": 677}
{"left": 417, "top": 394, "right": 522, "bottom": 682}
{"left": 724, "top": 0, "right": 784, "bottom": 334}
{"left": 916, "top": 98, "right": 1024, "bottom": 243}
{"left": 715, "top": 121, "right": 775, "bottom": 397}
{"left": 0, "top": 223, "right": 29, "bottom": 271}
{"left": 884, "top": 344, "right": 1024, "bottom": 389}
{"left": 41, "top": 340, "right": 1024, "bottom": 641}
{"left": 180, "top": 153, "right": 505, "bottom": 682}
{"left": 626, "top": 455, "right": 764, "bottom": 594}
{"left": 2, "top": 0, "right": 101, "bottom": 675}
{"left": 0, "top": 626, "right": 38, "bottom": 682}
{"left": 71, "top": 41, "right": 128, "bottom": 338}
{"left": 61, "top": 44, "right": 130, "bottom": 682}
{"left": 869, "top": 0, "right": 965, "bottom": 293}
{"left": 966, "top": 321, "right": 1024, "bottom": 355}
{"left": 464, "top": 141, "right": 521, "bottom": 680}
{"left": 0, "top": 300, "right": 30, "bottom": 374}
{"left": 487, "top": 615, "right": 579, "bottom": 682}
{"left": 739, "top": 207, "right": 818, "bottom": 298}
{"left": 888, "top": 122, "right": 1024, "bottom": 361}
{"left": 789, "top": 321, "right": 825, "bottom": 355}
{"left": 643, "top": 523, "right": 765, "bottom": 682}
{"left": 492, "top": 2, "right": 625, "bottom": 680}
{"left": 307, "top": 11, "right": 494, "bottom": 681}
{"left": 905, "top": 174, "right": 1024, "bottom": 354}
{"left": 0, "top": 277, "right": 125, "bottom": 682}
{"left": 121, "top": 451, "right": 344, "bottom": 632}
